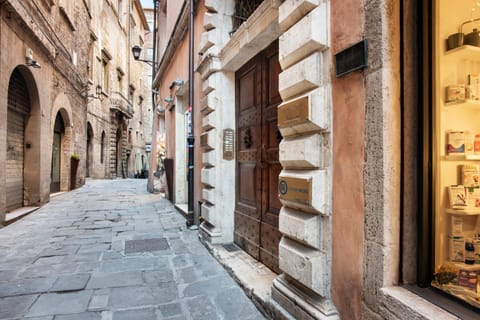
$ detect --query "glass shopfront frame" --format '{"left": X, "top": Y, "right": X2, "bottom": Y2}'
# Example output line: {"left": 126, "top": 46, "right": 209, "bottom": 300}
{"left": 422, "top": 0, "right": 480, "bottom": 311}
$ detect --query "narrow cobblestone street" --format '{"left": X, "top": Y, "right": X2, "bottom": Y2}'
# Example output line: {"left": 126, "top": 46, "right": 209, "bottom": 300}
{"left": 0, "top": 179, "right": 265, "bottom": 320}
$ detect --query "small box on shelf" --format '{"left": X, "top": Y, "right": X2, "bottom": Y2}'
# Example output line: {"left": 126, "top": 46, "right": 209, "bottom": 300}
{"left": 447, "top": 131, "right": 466, "bottom": 155}
{"left": 446, "top": 85, "right": 466, "bottom": 102}
{"left": 462, "top": 165, "right": 480, "bottom": 187}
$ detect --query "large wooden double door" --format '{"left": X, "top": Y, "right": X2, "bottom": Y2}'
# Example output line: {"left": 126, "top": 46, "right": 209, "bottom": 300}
{"left": 234, "top": 41, "right": 282, "bottom": 273}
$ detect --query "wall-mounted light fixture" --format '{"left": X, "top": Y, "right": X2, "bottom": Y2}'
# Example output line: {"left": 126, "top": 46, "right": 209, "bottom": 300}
{"left": 82, "top": 85, "right": 103, "bottom": 101}
{"left": 132, "top": 45, "right": 158, "bottom": 67}
{"left": 26, "top": 57, "right": 41, "bottom": 68}
{"left": 25, "top": 48, "right": 41, "bottom": 68}
{"left": 164, "top": 96, "right": 174, "bottom": 103}
{"left": 169, "top": 79, "right": 184, "bottom": 89}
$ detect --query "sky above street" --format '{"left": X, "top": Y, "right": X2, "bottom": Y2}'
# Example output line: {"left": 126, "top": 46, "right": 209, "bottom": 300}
{"left": 140, "top": 0, "right": 153, "bottom": 8}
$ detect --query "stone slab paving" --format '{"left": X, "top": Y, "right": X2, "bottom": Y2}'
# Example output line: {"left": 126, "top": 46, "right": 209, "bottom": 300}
{"left": 0, "top": 179, "right": 266, "bottom": 320}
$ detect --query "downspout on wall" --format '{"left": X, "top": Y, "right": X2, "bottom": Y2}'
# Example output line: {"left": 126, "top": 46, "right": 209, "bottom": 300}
{"left": 186, "top": 0, "right": 195, "bottom": 227}
{"left": 147, "top": 0, "right": 159, "bottom": 193}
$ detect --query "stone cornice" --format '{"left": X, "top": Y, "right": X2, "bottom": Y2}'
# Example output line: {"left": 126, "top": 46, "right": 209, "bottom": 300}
{"left": 220, "top": 0, "right": 281, "bottom": 71}
{"left": 2, "top": 0, "right": 56, "bottom": 58}
{"left": 133, "top": 0, "right": 149, "bottom": 31}
{"left": 2, "top": 0, "right": 89, "bottom": 92}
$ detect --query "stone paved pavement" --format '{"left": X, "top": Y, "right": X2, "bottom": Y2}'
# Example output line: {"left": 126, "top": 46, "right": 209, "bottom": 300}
{"left": 0, "top": 179, "right": 266, "bottom": 320}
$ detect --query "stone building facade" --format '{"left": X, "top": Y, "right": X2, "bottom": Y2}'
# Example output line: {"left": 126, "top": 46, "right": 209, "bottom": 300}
{"left": 150, "top": 0, "right": 202, "bottom": 204}
{"left": 0, "top": 0, "right": 91, "bottom": 224}
{"left": 153, "top": 0, "right": 477, "bottom": 319}
{"left": 86, "top": 0, "right": 150, "bottom": 179}
{"left": 0, "top": 0, "right": 151, "bottom": 225}
{"left": 141, "top": 7, "right": 155, "bottom": 172}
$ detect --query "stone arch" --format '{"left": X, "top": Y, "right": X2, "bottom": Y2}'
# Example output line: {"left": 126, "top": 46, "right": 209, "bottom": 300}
{"left": 51, "top": 93, "right": 74, "bottom": 191}
{"left": 50, "top": 113, "right": 65, "bottom": 193}
{"left": 6, "top": 66, "right": 42, "bottom": 209}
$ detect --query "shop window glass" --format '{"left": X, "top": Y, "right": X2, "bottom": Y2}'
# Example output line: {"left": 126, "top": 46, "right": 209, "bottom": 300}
{"left": 432, "top": 0, "right": 480, "bottom": 309}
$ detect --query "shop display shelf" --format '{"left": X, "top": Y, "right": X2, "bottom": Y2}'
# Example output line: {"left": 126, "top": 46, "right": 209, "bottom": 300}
{"left": 444, "top": 99, "right": 480, "bottom": 107}
{"left": 444, "top": 154, "right": 480, "bottom": 161}
{"left": 445, "top": 44, "right": 480, "bottom": 59}
{"left": 446, "top": 207, "right": 480, "bottom": 215}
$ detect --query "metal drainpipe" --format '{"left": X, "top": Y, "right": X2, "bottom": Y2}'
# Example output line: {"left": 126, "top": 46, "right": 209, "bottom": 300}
{"left": 186, "top": 0, "right": 195, "bottom": 227}
{"left": 152, "top": 0, "right": 158, "bottom": 105}
{"left": 147, "top": 0, "right": 159, "bottom": 193}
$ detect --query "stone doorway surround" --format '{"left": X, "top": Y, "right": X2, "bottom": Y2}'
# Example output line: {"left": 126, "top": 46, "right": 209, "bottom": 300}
{"left": 51, "top": 113, "right": 64, "bottom": 193}
{"left": 1, "top": 65, "right": 44, "bottom": 224}
{"left": 197, "top": 0, "right": 337, "bottom": 318}
{"left": 51, "top": 94, "right": 74, "bottom": 192}
{"left": 174, "top": 90, "right": 189, "bottom": 207}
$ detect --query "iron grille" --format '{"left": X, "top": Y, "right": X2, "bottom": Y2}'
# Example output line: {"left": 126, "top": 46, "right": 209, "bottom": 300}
{"left": 232, "top": 0, "right": 264, "bottom": 33}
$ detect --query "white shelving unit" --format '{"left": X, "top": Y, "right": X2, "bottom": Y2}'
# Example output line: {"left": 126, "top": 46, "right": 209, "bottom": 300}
{"left": 444, "top": 99, "right": 480, "bottom": 107}
{"left": 434, "top": 2, "right": 480, "bottom": 309}
{"left": 445, "top": 44, "right": 480, "bottom": 58}
{"left": 445, "top": 207, "right": 480, "bottom": 215}
{"left": 437, "top": 28, "right": 480, "bottom": 271}
{"left": 444, "top": 154, "right": 480, "bottom": 161}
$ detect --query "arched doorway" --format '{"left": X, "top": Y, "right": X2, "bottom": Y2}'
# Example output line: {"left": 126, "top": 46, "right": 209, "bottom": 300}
{"left": 116, "top": 127, "right": 122, "bottom": 177}
{"left": 86, "top": 123, "right": 94, "bottom": 177}
{"left": 101, "top": 131, "right": 106, "bottom": 164}
{"left": 50, "top": 113, "right": 65, "bottom": 193}
{"left": 6, "top": 69, "right": 31, "bottom": 212}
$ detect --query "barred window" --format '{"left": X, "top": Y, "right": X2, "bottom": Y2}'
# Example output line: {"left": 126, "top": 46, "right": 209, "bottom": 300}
{"left": 232, "top": 0, "right": 264, "bottom": 34}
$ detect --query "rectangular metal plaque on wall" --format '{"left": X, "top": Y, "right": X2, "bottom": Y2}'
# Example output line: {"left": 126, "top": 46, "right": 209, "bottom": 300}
{"left": 223, "top": 129, "right": 234, "bottom": 160}
{"left": 278, "top": 176, "right": 312, "bottom": 205}
{"left": 334, "top": 39, "right": 368, "bottom": 77}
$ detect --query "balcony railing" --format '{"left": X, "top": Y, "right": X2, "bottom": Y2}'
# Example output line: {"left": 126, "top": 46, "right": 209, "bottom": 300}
{"left": 109, "top": 91, "right": 134, "bottom": 119}
{"left": 232, "top": 0, "right": 264, "bottom": 33}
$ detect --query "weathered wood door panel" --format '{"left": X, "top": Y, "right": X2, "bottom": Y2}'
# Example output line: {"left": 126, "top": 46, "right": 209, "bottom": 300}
{"left": 235, "top": 41, "right": 281, "bottom": 273}
{"left": 235, "top": 60, "right": 262, "bottom": 260}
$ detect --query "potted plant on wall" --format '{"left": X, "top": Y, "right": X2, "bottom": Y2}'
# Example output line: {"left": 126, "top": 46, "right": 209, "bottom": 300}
{"left": 70, "top": 153, "right": 80, "bottom": 190}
